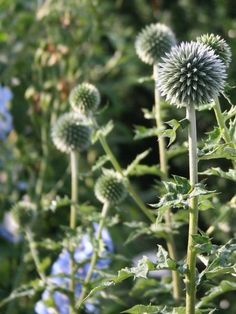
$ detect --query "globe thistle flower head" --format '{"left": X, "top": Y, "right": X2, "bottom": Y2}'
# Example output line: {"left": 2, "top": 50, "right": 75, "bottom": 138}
{"left": 158, "top": 41, "right": 227, "bottom": 107}
{"left": 11, "top": 200, "right": 36, "bottom": 228}
{"left": 69, "top": 83, "right": 100, "bottom": 114}
{"left": 95, "top": 169, "right": 127, "bottom": 206}
{"left": 135, "top": 23, "right": 176, "bottom": 65}
{"left": 51, "top": 112, "right": 91, "bottom": 153}
{"left": 196, "top": 33, "right": 231, "bottom": 68}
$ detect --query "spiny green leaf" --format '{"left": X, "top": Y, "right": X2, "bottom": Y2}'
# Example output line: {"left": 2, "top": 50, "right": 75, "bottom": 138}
{"left": 127, "top": 164, "right": 162, "bottom": 177}
{"left": 124, "top": 149, "right": 151, "bottom": 176}
{"left": 229, "top": 116, "right": 236, "bottom": 141}
{"left": 92, "top": 120, "right": 114, "bottom": 143}
{"left": 156, "top": 245, "right": 177, "bottom": 271}
{"left": 200, "top": 167, "right": 236, "bottom": 182}
{"left": 134, "top": 125, "right": 158, "bottom": 140}
{"left": 122, "top": 304, "right": 166, "bottom": 314}
{"left": 91, "top": 155, "right": 110, "bottom": 172}
{"left": 199, "top": 143, "right": 236, "bottom": 160}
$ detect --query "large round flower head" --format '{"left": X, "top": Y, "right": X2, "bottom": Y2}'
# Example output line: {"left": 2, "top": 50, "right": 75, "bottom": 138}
{"left": 51, "top": 112, "right": 91, "bottom": 153}
{"left": 69, "top": 83, "right": 101, "bottom": 114}
{"left": 11, "top": 200, "right": 36, "bottom": 228}
{"left": 158, "top": 41, "right": 227, "bottom": 107}
{"left": 196, "top": 33, "right": 231, "bottom": 68}
{"left": 95, "top": 169, "right": 127, "bottom": 206}
{"left": 135, "top": 23, "right": 176, "bottom": 65}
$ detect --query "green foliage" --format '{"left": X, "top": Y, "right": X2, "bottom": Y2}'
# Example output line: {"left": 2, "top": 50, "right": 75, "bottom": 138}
{"left": 0, "top": 0, "right": 236, "bottom": 313}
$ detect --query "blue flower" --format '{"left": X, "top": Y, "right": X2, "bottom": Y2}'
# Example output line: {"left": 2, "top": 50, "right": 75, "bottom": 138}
{"left": 0, "top": 85, "right": 13, "bottom": 140}
{"left": 0, "top": 212, "right": 21, "bottom": 243}
{"left": 35, "top": 224, "right": 113, "bottom": 314}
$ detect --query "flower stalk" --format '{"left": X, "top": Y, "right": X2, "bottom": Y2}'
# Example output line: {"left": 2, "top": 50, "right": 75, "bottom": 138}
{"left": 154, "top": 65, "right": 181, "bottom": 302}
{"left": 185, "top": 104, "right": 199, "bottom": 314}
{"left": 92, "top": 117, "right": 155, "bottom": 222}
{"left": 76, "top": 202, "right": 110, "bottom": 310}
{"left": 69, "top": 151, "right": 79, "bottom": 314}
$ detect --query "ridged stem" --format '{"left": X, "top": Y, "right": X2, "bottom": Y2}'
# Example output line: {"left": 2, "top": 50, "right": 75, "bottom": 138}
{"left": 213, "top": 97, "right": 236, "bottom": 169}
{"left": 25, "top": 228, "right": 47, "bottom": 283}
{"left": 185, "top": 104, "right": 198, "bottom": 314}
{"left": 154, "top": 64, "right": 181, "bottom": 302}
{"left": 76, "top": 202, "right": 110, "bottom": 310}
{"left": 92, "top": 117, "right": 155, "bottom": 222}
{"left": 69, "top": 151, "right": 78, "bottom": 314}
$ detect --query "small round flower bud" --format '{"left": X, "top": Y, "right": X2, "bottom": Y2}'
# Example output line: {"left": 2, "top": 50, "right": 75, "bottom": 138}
{"left": 158, "top": 42, "right": 226, "bottom": 107}
{"left": 95, "top": 170, "right": 127, "bottom": 205}
{"left": 51, "top": 112, "right": 91, "bottom": 153}
{"left": 196, "top": 33, "right": 231, "bottom": 68}
{"left": 135, "top": 23, "right": 176, "bottom": 65}
{"left": 69, "top": 83, "right": 100, "bottom": 114}
{"left": 12, "top": 201, "right": 36, "bottom": 228}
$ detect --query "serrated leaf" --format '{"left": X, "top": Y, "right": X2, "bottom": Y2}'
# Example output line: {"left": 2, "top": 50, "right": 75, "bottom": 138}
{"left": 127, "top": 164, "right": 162, "bottom": 177}
{"left": 91, "top": 155, "right": 110, "bottom": 172}
{"left": 124, "top": 149, "right": 151, "bottom": 176}
{"left": 134, "top": 125, "right": 158, "bottom": 140}
{"left": 199, "top": 144, "right": 236, "bottom": 160}
{"left": 197, "top": 280, "right": 236, "bottom": 309}
{"left": 122, "top": 304, "right": 166, "bottom": 314}
{"left": 164, "top": 119, "right": 180, "bottom": 146}
{"left": 142, "top": 108, "right": 155, "bottom": 120}
{"left": 156, "top": 245, "right": 177, "bottom": 271}
{"left": 229, "top": 116, "right": 236, "bottom": 141}
{"left": 92, "top": 120, "right": 114, "bottom": 143}
{"left": 200, "top": 167, "right": 236, "bottom": 182}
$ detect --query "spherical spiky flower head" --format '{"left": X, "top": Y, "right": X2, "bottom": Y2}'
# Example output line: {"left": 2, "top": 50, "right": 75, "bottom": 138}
{"left": 158, "top": 42, "right": 226, "bottom": 107}
{"left": 196, "top": 34, "right": 231, "bottom": 68}
{"left": 95, "top": 170, "right": 127, "bottom": 206}
{"left": 69, "top": 83, "right": 101, "bottom": 114}
{"left": 51, "top": 112, "right": 91, "bottom": 153}
{"left": 135, "top": 23, "right": 176, "bottom": 65}
{"left": 12, "top": 201, "right": 36, "bottom": 228}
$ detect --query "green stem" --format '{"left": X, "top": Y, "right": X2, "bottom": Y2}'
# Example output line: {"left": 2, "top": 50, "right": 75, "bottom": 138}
{"left": 185, "top": 104, "right": 199, "bottom": 314}
{"left": 76, "top": 202, "right": 110, "bottom": 310}
{"left": 5, "top": 242, "right": 27, "bottom": 314}
{"left": 154, "top": 64, "right": 181, "bottom": 302}
{"left": 25, "top": 229, "right": 47, "bottom": 283}
{"left": 35, "top": 123, "right": 49, "bottom": 203}
{"left": 92, "top": 117, "right": 155, "bottom": 222}
{"left": 69, "top": 151, "right": 78, "bottom": 314}
{"left": 213, "top": 97, "right": 236, "bottom": 169}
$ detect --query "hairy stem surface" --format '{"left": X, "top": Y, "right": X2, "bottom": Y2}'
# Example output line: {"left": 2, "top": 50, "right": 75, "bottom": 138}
{"left": 76, "top": 202, "right": 110, "bottom": 310}
{"left": 154, "top": 64, "right": 181, "bottom": 301}
{"left": 69, "top": 151, "right": 78, "bottom": 314}
{"left": 185, "top": 104, "right": 198, "bottom": 314}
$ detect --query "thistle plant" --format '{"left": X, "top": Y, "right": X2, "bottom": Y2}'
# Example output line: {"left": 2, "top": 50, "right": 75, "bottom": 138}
{"left": 69, "top": 83, "right": 155, "bottom": 222}
{"left": 52, "top": 111, "right": 92, "bottom": 314}
{"left": 158, "top": 41, "right": 227, "bottom": 314}
{"left": 135, "top": 23, "right": 181, "bottom": 301}
{"left": 76, "top": 169, "right": 127, "bottom": 309}
{"left": 69, "top": 83, "right": 101, "bottom": 114}
{"left": 196, "top": 34, "right": 236, "bottom": 168}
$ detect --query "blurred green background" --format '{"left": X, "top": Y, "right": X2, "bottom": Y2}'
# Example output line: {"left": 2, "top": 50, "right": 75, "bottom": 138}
{"left": 0, "top": 0, "right": 235, "bottom": 313}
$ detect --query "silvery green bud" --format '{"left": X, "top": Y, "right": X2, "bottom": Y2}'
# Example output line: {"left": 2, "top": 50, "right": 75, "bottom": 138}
{"left": 69, "top": 83, "right": 100, "bottom": 114}
{"left": 135, "top": 23, "right": 176, "bottom": 65}
{"left": 12, "top": 200, "right": 36, "bottom": 228}
{"left": 51, "top": 112, "right": 91, "bottom": 153}
{"left": 95, "top": 170, "right": 127, "bottom": 205}
{"left": 158, "top": 42, "right": 226, "bottom": 107}
{"left": 196, "top": 33, "right": 231, "bottom": 68}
